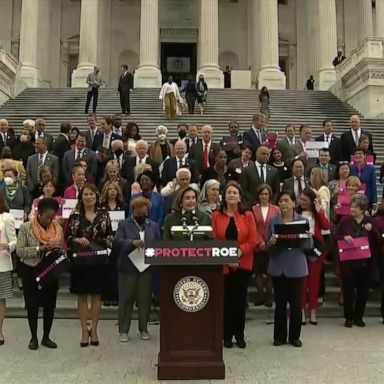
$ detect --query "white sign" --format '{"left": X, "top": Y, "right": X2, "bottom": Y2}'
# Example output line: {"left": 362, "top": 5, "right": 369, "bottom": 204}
{"left": 10, "top": 209, "right": 24, "bottom": 229}
{"left": 108, "top": 210, "right": 125, "bottom": 232}
{"left": 306, "top": 141, "right": 328, "bottom": 158}
{"left": 61, "top": 199, "right": 77, "bottom": 219}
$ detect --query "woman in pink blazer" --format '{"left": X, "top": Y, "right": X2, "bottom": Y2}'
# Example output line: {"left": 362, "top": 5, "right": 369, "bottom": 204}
{"left": 252, "top": 184, "right": 280, "bottom": 307}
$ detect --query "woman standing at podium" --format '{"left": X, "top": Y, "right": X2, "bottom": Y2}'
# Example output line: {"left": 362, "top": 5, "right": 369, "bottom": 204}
{"left": 163, "top": 187, "right": 211, "bottom": 240}
{"left": 212, "top": 181, "right": 261, "bottom": 349}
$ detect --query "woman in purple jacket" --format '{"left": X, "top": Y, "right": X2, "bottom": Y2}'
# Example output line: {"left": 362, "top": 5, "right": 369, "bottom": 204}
{"left": 114, "top": 196, "right": 161, "bottom": 343}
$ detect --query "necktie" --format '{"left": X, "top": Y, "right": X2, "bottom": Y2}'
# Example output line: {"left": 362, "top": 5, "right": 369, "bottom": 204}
{"left": 297, "top": 178, "right": 303, "bottom": 196}
{"left": 138, "top": 158, "right": 142, "bottom": 165}
{"left": 179, "top": 159, "right": 183, "bottom": 169}
{"left": 354, "top": 131, "right": 359, "bottom": 146}
{"left": 203, "top": 144, "right": 209, "bottom": 169}
{"left": 37, "top": 154, "right": 43, "bottom": 182}
{"left": 2, "top": 133, "right": 6, "bottom": 144}
{"left": 325, "top": 135, "right": 329, "bottom": 143}
{"left": 260, "top": 164, "right": 265, "bottom": 183}
{"left": 257, "top": 130, "right": 262, "bottom": 143}
{"left": 103, "top": 134, "right": 109, "bottom": 149}
{"left": 76, "top": 150, "right": 82, "bottom": 161}
{"left": 91, "top": 130, "right": 94, "bottom": 143}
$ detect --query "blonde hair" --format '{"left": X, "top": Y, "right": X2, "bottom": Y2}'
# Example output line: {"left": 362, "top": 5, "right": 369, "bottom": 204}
{"left": 100, "top": 180, "right": 124, "bottom": 205}
{"left": 134, "top": 163, "right": 152, "bottom": 180}
{"left": 310, "top": 167, "right": 327, "bottom": 189}
{"left": 105, "top": 160, "right": 119, "bottom": 172}
{"left": 346, "top": 175, "right": 361, "bottom": 189}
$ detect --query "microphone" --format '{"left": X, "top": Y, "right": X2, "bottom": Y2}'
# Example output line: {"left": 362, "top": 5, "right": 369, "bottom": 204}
{"left": 181, "top": 215, "right": 188, "bottom": 231}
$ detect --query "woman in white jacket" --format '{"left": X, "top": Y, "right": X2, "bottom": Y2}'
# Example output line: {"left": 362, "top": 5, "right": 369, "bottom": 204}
{"left": 0, "top": 195, "right": 17, "bottom": 345}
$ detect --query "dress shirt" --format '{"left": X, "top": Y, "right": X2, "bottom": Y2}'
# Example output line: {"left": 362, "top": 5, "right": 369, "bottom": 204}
{"left": 39, "top": 151, "right": 48, "bottom": 164}
{"left": 287, "top": 136, "right": 296, "bottom": 145}
{"left": 255, "top": 161, "right": 266, "bottom": 182}
{"left": 294, "top": 176, "right": 305, "bottom": 198}
{"left": 136, "top": 155, "right": 148, "bottom": 166}
{"left": 189, "top": 138, "right": 198, "bottom": 146}
{"left": 102, "top": 133, "right": 111, "bottom": 149}
{"left": 114, "top": 153, "right": 124, "bottom": 169}
{"left": 176, "top": 155, "right": 188, "bottom": 169}
{"left": 113, "top": 126, "right": 123, "bottom": 136}
{"left": 351, "top": 128, "right": 361, "bottom": 145}
{"left": 323, "top": 133, "right": 332, "bottom": 143}
{"left": 252, "top": 126, "right": 263, "bottom": 143}
{"left": 1, "top": 132, "right": 7, "bottom": 143}
{"left": 35, "top": 131, "right": 45, "bottom": 140}
{"left": 203, "top": 140, "right": 212, "bottom": 168}
{"left": 75, "top": 148, "right": 84, "bottom": 160}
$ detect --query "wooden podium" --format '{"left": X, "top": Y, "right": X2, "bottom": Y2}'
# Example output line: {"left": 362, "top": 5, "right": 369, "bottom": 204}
{"left": 145, "top": 239, "right": 238, "bottom": 380}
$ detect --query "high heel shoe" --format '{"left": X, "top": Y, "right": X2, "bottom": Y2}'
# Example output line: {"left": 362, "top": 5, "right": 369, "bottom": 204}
{"left": 80, "top": 330, "right": 89, "bottom": 348}
{"left": 90, "top": 329, "right": 99, "bottom": 346}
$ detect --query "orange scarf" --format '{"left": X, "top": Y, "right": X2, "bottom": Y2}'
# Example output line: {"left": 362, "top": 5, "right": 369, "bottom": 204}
{"left": 31, "top": 216, "right": 63, "bottom": 246}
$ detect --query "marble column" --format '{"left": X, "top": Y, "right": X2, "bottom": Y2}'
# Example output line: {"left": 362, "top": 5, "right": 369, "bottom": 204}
{"left": 197, "top": 0, "right": 223, "bottom": 88}
{"left": 358, "top": 0, "right": 373, "bottom": 43}
{"left": 19, "top": 0, "right": 40, "bottom": 86}
{"left": 134, "top": 0, "right": 162, "bottom": 88}
{"left": 71, "top": 0, "right": 99, "bottom": 87}
{"left": 257, "top": 0, "right": 286, "bottom": 89}
{"left": 317, "top": 0, "right": 337, "bottom": 90}
{"left": 376, "top": 0, "right": 384, "bottom": 37}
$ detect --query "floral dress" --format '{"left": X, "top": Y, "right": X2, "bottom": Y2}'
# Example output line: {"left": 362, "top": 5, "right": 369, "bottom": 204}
{"left": 67, "top": 207, "right": 113, "bottom": 295}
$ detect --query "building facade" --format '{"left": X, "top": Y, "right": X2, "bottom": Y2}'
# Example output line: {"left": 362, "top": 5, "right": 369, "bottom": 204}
{"left": 0, "top": 0, "right": 382, "bottom": 93}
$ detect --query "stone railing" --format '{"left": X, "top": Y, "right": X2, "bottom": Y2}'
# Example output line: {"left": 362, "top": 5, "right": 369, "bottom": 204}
{"left": 0, "top": 45, "right": 19, "bottom": 105}
{"left": 330, "top": 38, "right": 384, "bottom": 118}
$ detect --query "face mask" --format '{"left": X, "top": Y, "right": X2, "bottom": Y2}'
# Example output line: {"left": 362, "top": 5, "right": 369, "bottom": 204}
{"left": 158, "top": 134, "right": 166, "bottom": 141}
{"left": 4, "top": 176, "right": 14, "bottom": 186}
{"left": 134, "top": 216, "right": 147, "bottom": 225}
{"left": 168, "top": 79, "right": 172, "bottom": 84}
{"left": 114, "top": 149, "right": 123, "bottom": 157}
{"left": 20, "top": 134, "right": 28, "bottom": 143}
{"left": 178, "top": 130, "right": 187, "bottom": 139}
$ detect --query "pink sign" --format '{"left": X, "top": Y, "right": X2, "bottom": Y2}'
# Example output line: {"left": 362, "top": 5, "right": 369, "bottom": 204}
{"left": 338, "top": 237, "right": 371, "bottom": 261}
{"left": 336, "top": 194, "right": 351, "bottom": 216}
{"left": 265, "top": 133, "right": 277, "bottom": 149}
{"left": 350, "top": 155, "right": 374, "bottom": 165}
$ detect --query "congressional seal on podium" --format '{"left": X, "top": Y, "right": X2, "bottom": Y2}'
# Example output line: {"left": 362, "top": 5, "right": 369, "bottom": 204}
{"left": 173, "top": 276, "right": 209, "bottom": 313}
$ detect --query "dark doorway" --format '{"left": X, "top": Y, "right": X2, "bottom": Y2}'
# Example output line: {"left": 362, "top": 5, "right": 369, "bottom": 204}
{"left": 161, "top": 43, "right": 197, "bottom": 86}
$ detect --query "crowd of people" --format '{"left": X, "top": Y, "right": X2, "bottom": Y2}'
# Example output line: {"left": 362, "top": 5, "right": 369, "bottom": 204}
{"left": 0, "top": 111, "right": 383, "bottom": 351}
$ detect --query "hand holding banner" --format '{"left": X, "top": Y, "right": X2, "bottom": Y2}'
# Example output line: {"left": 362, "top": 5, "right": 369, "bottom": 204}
{"left": 338, "top": 236, "right": 371, "bottom": 261}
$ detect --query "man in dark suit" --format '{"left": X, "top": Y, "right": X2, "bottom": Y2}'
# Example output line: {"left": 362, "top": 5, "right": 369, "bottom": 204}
{"left": 340, "top": 115, "right": 374, "bottom": 161}
{"left": 121, "top": 139, "right": 157, "bottom": 189}
{"left": 315, "top": 119, "right": 342, "bottom": 165}
{"left": 118, "top": 64, "right": 133, "bottom": 115}
{"left": 240, "top": 145, "right": 280, "bottom": 207}
{"left": 26, "top": 136, "right": 59, "bottom": 197}
{"left": 282, "top": 158, "right": 310, "bottom": 202}
{"left": 34, "top": 118, "right": 54, "bottom": 152}
{"left": 52, "top": 122, "right": 72, "bottom": 194}
{"left": 161, "top": 140, "right": 198, "bottom": 186}
{"left": 0, "top": 119, "right": 17, "bottom": 151}
{"left": 220, "top": 121, "right": 243, "bottom": 163}
{"left": 277, "top": 124, "right": 297, "bottom": 165}
{"left": 308, "top": 148, "right": 336, "bottom": 182}
{"left": 185, "top": 124, "right": 202, "bottom": 152}
{"left": 84, "top": 113, "right": 99, "bottom": 148}
{"left": 63, "top": 133, "right": 97, "bottom": 184}
{"left": 188, "top": 125, "right": 220, "bottom": 173}
{"left": 92, "top": 116, "right": 122, "bottom": 153}
{"left": 242, "top": 113, "right": 266, "bottom": 160}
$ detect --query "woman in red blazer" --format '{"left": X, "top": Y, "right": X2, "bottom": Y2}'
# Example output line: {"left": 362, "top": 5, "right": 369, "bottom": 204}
{"left": 252, "top": 184, "right": 280, "bottom": 307}
{"left": 297, "top": 188, "right": 330, "bottom": 325}
{"left": 212, "top": 181, "right": 262, "bottom": 349}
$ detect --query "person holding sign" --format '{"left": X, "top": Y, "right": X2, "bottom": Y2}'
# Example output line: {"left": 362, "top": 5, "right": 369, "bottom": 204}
{"left": 114, "top": 197, "right": 160, "bottom": 342}
{"left": 100, "top": 181, "right": 127, "bottom": 307}
{"left": 16, "top": 198, "right": 63, "bottom": 350}
{"left": 0, "top": 195, "right": 17, "bottom": 346}
{"left": 298, "top": 189, "right": 330, "bottom": 325}
{"left": 267, "top": 191, "right": 313, "bottom": 347}
{"left": 212, "top": 181, "right": 261, "bottom": 349}
{"left": 66, "top": 183, "right": 113, "bottom": 347}
{"left": 335, "top": 194, "right": 379, "bottom": 328}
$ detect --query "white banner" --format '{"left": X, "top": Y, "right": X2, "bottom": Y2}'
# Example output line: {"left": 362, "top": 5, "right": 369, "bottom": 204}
{"left": 306, "top": 141, "right": 328, "bottom": 158}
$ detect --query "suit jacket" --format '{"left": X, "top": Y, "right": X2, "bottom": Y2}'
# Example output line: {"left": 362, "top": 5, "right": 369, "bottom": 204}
{"left": 185, "top": 138, "right": 202, "bottom": 152}
{"left": 243, "top": 128, "right": 266, "bottom": 160}
{"left": 26, "top": 153, "right": 59, "bottom": 192}
{"left": 277, "top": 137, "right": 297, "bottom": 165}
{"left": 240, "top": 163, "right": 280, "bottom": 206}
{"left": 267, "top": 214, "right": 312, "bottom": 278}
{"left": 282, "top": 176, "right": 311, "bottom": 201}
{"left": 350, "top": 163, "right": 377, "bottom": 205}
{"left": 340, "top": 129, "right": 373, "bottom": 161}
{"left": 252, "top": 204, "right": 280, "bottom": 243}
{"left": 86, "top": 72, "right": 103, "bottom": 90}
{"left": 161, "top": 157, "right": 198, "bottom": 185}
{"left": 227, "top": 158, "right": 255, "bottom": 182}
{"left": 92, "top": 132, "right": 122, "bottom": 153}
{"left": 84, "top": 129, "right": 100, "bottom": 149}
{"left": 307, "top": 163, "right": 336, "bottom": 182}
{"left": 0, "top": 133, "right": 17, "bottom": 151}
{"left": 188, "top": 141, "right": 221, "bottom": 173}
{"left": 34, "top": 132, "right": 54, "bottom": 152}
{"left": 52, "top": 133, "right": 71, "bottom": 160}
{"left": 121, "top": 156, "right": 158, "bottom": 188}
{"left": 118, "top": 72, "right": 133, "bottom": 93}
{"left": 315, "top": 134, "right": 342, "bottom": 165}
{"left": 63, "top": 148, "right": 98, "bottom": 183}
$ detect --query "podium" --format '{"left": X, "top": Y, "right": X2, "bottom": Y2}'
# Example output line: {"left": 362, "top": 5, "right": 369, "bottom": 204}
{"left": 145, "top": 238, "right": 238, "bottom": 380}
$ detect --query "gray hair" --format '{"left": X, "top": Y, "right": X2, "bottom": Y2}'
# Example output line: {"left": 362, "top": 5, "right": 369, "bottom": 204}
{"left": 176, "top": 167, "right": 191, "bottom": 181}
{"left": 136, "top": 139, "right": 148, "bottom": 148}
{"left": 198, "top": 179, "right": 220, "bottom": 204}
{"left": 23, "top": 119, "right": 35, "bottom": 127}
{"left": 156, "top": 125, "right": 168, "bottom": 135}
{"left": 35, "top": 118, "right": 46, "bottom": 125}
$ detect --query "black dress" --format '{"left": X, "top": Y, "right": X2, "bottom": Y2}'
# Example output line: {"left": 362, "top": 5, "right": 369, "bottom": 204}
{"left": 67, "top": 207, "right": 113, "bottom": 294}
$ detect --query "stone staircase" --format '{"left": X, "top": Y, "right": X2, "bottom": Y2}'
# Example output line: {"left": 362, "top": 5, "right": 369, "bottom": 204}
{"left": 1, "top": 87, "right": 383, "bottom": 319}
